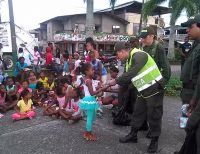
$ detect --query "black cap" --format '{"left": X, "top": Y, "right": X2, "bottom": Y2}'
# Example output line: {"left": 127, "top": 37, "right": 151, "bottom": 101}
{"left": 139, "top": 27, "right": 156, "bottom": 38}
{"left": 181, "top": 14, "right": 200, "bottom": 27}
{"left": 114, "top": 42, "right": 126, "bottom": 52}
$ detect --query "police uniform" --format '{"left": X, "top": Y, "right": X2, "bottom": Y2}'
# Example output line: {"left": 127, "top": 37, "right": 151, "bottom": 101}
{"left": 179, "top": 14, "right": 200, "bottom": 153}
{"left": 116, "top": 47, "right": 164, "bottom": 153}
{"left": 141, "top": 27, "right": 171, "bottom": 84}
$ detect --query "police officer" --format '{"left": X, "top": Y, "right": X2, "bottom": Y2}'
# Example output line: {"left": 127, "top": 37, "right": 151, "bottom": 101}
{"left": 140, "top": 27, "right": 171, "bottom": 84}
{"left": 109, "top": 42, "right": 165, "bottom": 153}
{"left": 139, "top": 27, "right": 171, "bottom": 136}
{"left": 179, "top": 14, "right": 200, "bottom": 153}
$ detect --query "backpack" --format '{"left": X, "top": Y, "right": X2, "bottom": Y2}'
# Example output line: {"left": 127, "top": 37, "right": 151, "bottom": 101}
{"left": 112, "top": 105, "right": 132, "bottom": 126}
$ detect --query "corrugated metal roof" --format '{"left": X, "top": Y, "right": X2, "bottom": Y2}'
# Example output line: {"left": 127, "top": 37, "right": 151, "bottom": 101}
{"left": 98, "top": 0, "right": 171, "bottom": 15}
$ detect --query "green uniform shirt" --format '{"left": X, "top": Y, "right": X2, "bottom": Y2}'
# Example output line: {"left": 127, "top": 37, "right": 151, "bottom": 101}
{"left": 143, "top": 41, "right": 171, "bottom": 84}
{"left": 181, "top": 40, "right": 200, "bottom": 102}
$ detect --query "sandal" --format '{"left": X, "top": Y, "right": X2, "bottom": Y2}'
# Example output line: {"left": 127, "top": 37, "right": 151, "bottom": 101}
{"left": 88, "top": 133, "right": 97, "bottom": 141}
{"left": 83, "top": 132, "right": 97, "bottom": 141}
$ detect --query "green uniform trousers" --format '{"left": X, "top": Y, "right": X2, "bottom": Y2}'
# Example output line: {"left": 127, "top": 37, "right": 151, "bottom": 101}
{"left": 131, "top": 92, "right": 164, "bottom": 137}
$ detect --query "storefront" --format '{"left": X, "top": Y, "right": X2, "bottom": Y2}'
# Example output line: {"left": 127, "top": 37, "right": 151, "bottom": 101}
{"left": 54, "top": 32, "right": 130, "bottom": 57}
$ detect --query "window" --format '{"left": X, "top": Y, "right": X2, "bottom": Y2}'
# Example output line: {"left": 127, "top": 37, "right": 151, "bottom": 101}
{"left": 112, "top": 25, "right": 120, "bottom": 33}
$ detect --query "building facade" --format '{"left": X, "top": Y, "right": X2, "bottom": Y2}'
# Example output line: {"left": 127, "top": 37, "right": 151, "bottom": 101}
{"left": 33, "top": 1, "right": 171, "bottom": 54}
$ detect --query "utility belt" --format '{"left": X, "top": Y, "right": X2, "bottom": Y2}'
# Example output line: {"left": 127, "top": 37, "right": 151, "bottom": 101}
{"left": 137, "top": 79, "right": 165, "bottom": 99}
{"left": 183, "top": 83, "right": 195, "bottom": 89}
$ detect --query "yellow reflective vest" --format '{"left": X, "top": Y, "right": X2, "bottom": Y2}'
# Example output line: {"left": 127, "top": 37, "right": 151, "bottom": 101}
{"left": 125, "top": 48, "right": 163, "bottom": 92}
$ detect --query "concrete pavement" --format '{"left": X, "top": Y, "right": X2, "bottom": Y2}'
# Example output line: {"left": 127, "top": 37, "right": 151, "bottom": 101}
{"left": 0, "top": 96, "right": 185, "bottom": 154}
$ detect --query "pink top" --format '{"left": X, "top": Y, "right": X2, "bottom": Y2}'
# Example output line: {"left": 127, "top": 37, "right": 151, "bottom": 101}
{"left": 85, "top": 56, "right": 91, "bottom": 62}
{"left": 57, "top": 96, "right": 66, "bottom": 108}
{"left": 18, "top": 88, "right": 32, "bottom": 94}
{"left": 57, "top": 96, "right": 76, "bottom": 113}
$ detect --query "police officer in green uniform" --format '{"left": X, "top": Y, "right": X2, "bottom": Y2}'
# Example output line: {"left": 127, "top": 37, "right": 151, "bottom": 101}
{"left": 178, "top": 14, "right": 200, "bottom": 153}
{"left": 109, "top": 42, "right": 165, "bottom": 153}
{"left": 140, "top": 27, "right": 171, "bottom": 84}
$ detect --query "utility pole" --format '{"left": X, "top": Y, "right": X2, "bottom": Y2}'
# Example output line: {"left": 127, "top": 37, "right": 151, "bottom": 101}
{"left": 8, "top": 0, "right": 17, "bottom": 71}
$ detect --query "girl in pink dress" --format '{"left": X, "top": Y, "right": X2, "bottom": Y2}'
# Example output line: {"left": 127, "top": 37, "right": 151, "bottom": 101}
{"left": 56, "top": 85, "right": 72, "bottom": 120}
{"left": 0, "top": 84, "right": 7, "bottom": 113}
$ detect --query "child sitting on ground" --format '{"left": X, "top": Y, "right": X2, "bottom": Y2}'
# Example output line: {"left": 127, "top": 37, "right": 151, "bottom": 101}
{"left": 28, "top": 72, "right": 38, "bottom": 92}
{"left": 46, "top": 73, "right": 55, "bottom": 91}
{"left": 33, "top": 81, "right": 48, "bottom": 106}
{"left": 43, "top": 91, "right": 59, "bottom": 117}
{"left": 56, "top": 85, "right": 71, "bottom": 120}
{"left": 18, "top": 80, "right": 32, "bottom": 96}
{"left": 0, "top": 84, "right": 7, "bottom": 113}
{"left": 72, "top": 66, "right": 84, "bottom": 88}
{"left": 12, "top": 89, "right": 35, "bottom": 121}
{"left": 38, "top": 71, "right": 48, "bottom": 89}
{"left": 68, "top": 87, "right": 83, "bottom": 123}
{"left": 103, "top": 65, "right": 119, "bottom": 106}
{"left": 5, "top": 76, "right": 18, "bottom": 109}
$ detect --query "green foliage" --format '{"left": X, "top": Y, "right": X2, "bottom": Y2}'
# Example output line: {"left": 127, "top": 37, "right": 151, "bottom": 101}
{"left": 165, "top": 77, "right": 182, "bottom": 96}
{"left": 143, "top": 0, "right": 199, "bottom": 24}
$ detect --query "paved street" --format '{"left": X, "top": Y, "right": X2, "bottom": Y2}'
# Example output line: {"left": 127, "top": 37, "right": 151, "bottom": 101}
{"left": 0, "top": 96, "right": 185, "bottom": 154}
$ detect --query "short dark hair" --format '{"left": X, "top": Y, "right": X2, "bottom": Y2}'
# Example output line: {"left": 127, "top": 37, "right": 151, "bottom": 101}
{"left": 86, "top": 37, "right": 95, "bottom": 47}
{"left": 21, "top": 80, "right": 29, "bottom": 84}
{"left": 18, "top": 48, "right": 23, "bottom": 53}
{"left": 197, "top": 23, "right": 200, "bottom": 28}
{"left": 6, "top": 76, "right": 15, "bottom": 83}
{"left": 129, "top": 37, "right": 139, "bottom": 49}
{"left": 114, "top": 42, "right": 129, "bottom": 52}
{"left": 48, "top": 42, "right": 53, "bottom": 46}
{"left": 34, "top": 46, "right": 39, "bottom": 51}
{"left": 80, "top": 62, "right": 92, "bottom": 75}
{"left": 18, "top": 57, "right": 25, "bottom": 61}
{"left": 20, "top": 89, "right": 30, "bottom": 98}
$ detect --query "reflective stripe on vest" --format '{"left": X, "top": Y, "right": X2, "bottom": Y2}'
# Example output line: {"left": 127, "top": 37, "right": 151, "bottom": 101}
{"left": 127, "top": 48, "right": 163, "bottom": 92}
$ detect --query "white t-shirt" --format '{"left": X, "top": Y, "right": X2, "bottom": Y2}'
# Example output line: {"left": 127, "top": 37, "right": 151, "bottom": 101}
{"left": 75, "top": 59, "right": 81, "bottom": 68}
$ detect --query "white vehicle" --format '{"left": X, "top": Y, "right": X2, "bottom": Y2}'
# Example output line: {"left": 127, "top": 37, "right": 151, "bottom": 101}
{"left": 0, "top": 22, "right": 39, "bottom": 69}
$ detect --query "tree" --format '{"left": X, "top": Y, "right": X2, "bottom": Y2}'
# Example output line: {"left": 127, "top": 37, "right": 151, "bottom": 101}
{"left": 83, "top": 0, "right": 118, "bottom": 38}
{"left": 143, "top": 0, "right": 199, "bottom": 59}
{"left": 138, "top": 0, "right": 145, "bottom": 34}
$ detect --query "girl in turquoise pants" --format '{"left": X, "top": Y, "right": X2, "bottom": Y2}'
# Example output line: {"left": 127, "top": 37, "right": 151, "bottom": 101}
{"left": 78, "top": 62, "right": 108, "bottom": 141}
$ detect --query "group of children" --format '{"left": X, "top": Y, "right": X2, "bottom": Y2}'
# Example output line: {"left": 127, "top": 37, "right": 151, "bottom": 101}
{"left": 0, "top": 61, "right": 120, "bottom": 141}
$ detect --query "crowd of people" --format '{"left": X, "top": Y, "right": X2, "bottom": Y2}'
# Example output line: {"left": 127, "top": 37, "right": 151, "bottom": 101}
{"left": 0, "top": 14, "right": 200, "bottom": 154}
{"left": 0, "top": 37, "right": 121, "bottom": 141}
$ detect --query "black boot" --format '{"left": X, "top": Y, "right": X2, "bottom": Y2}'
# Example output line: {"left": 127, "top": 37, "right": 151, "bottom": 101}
{"left": 119, "top": 127, "right": 138, "bottom": 143}
{"left": 146, "top": 130, "right": 152, "bottom": 139}
{"left": 147, "top": 137, "right": 159, "bottom": 153}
